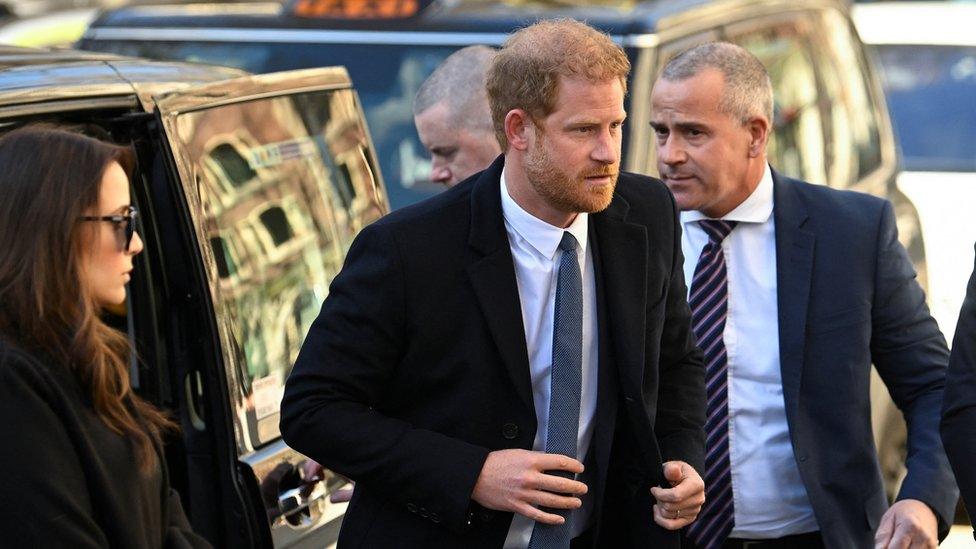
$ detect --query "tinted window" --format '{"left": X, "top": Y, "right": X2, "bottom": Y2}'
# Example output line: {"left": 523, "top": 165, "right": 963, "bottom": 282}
{"left": 96, "top": 40, "right": 459, "bottom": 209}
{"left": 873, "top": 45, "right": 976, "bottom": 172}
{"left": 817, "top": 9, "right": 883, "bottom": 182}
{"left": 168, "top": 89, "right": 384, "bottom": 449}
{"left": 726, "top": 10, "right": 884, "bottom": 188}
{"left": 730, "top": 20, "right": 829, "bottom": 185}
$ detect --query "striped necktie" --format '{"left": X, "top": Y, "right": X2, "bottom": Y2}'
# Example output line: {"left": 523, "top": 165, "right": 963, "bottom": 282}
{"left": 686, "top": 219, "right": 738, "bottom": 549}
{"left": 528, "top": 231, "right": 583, "bottom": 549}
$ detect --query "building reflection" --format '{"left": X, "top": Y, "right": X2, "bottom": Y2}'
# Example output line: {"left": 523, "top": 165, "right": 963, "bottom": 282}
{"left": 172, "top": 88, "right": 385, "bottom": 448}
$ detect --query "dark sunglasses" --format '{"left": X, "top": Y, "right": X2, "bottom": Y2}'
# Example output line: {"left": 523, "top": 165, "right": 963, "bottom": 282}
{"left": 79, "top": 205, "right": 139, "bottom": 252}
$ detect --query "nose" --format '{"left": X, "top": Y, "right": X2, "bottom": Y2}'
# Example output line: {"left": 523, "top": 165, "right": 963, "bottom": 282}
{"left": 591, "top": 128, "right": 619, "bottom": 165}
{"left": 430, "top": 158, "right": 452, "bottom": 186}
{"left": 658, "top": 135, "right": 687, "bottom": 167}
{"left": 129, "top": 230, "right": 144, "bottom": 255}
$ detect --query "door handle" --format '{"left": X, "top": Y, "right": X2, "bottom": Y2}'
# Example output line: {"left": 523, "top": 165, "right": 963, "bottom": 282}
{"left": 278, "top": 484, "right": 326, "bottom": 526}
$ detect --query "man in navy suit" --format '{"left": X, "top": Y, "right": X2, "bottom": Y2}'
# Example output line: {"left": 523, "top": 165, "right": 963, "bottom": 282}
{"left": 649, "top": 42, "right": 957, "bottom": 549}
{"left": 942, "top": 247, "right": 976, "bottom": 535}
{"left": 281, "top": 20, "right": 707, "bottom": 548}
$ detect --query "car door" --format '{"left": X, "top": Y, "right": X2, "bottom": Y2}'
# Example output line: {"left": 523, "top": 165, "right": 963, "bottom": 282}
{"left": 148, "top": 67, "right": 387, "bottom": 548}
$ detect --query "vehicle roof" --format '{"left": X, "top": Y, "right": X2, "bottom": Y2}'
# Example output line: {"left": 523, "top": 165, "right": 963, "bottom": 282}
{"left": 853, "top": 2, "right": 976, "bottom": 47}
{"left": 0, "top": 45, "right": 245, "bottom": 111}
{"left": 86, "top": 0, "right": 844, "bottom": 43}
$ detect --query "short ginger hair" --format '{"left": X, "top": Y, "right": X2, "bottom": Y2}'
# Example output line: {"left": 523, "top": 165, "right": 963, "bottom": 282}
{"left": 486, "top": 18, "right": 631, "bottom": 149}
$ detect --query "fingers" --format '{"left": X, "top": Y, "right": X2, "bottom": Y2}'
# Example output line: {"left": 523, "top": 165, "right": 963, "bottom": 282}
{"left": 535, "top": 453, "right": 585, "bottom": 475}
{"left": 874, "top": 510, "right": 896, "bottom": 549}
{"left": 534, "top": 472, "right": 588, "bottom": 496}
{"left": 880, "top": 517, "right": 936, "bottom": 549}
{"left": 513, "top": 501, "right": 567, "bottom": 526}
{"left": 650, "top": 479, "right": 705, "bottom": 505}
{"left": 526, "top": 488, "right": 583, "bottom": 511}
{"left": 886, "top": 530, "right": 911, "bottom": 549}
{"left": 663, "top": 461, "right": 684, "bottom": 485}
{"left": 653, "top": 502, "right": 696, "bottom": 530}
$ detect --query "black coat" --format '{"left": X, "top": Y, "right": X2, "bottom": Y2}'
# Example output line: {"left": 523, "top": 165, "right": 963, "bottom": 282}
{"left": 280, "top": 156, "right": 706, "bottom": 548}
{"left": 942, "top": 244, "right": 976, "bottom": 536}
{"left": 0, "top": 340, "right": 209, "bottom": 548}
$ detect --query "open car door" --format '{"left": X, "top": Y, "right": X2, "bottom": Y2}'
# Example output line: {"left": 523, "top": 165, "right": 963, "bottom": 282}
{"left": 146, "top": 67, "right": 387, "bottom": 548}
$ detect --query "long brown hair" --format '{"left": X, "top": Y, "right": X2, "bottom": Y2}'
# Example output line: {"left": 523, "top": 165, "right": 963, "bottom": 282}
{"left": 0, "top": 124, "right": 174, "bottom": 473}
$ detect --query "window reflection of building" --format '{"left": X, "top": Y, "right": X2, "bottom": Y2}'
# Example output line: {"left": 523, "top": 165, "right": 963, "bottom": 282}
{"left": 172, "top": 89, "right": 385, "bottom": 449}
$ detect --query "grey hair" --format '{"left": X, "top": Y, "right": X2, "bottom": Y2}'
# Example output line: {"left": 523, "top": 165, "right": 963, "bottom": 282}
{"left": 660, "top": 42, "right": 773, "bottom": 125}
{"left": 413, "top": 45, "right": 497, "bottom": 132}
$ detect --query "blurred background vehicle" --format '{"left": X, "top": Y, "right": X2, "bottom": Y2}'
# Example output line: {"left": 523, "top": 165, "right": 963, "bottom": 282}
{"left": 0, "top": 45, "right": 387, "bottom": 548}
{"left": 854, "top": 1, "right": 976, "bottom": 345}
{"left": 0, "top": 7, "right": 97, "bottom": 46}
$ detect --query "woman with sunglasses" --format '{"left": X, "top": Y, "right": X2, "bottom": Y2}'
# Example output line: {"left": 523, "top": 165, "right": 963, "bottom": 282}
{"left": 0, "top": 125, "right": 210, "bottom": 547}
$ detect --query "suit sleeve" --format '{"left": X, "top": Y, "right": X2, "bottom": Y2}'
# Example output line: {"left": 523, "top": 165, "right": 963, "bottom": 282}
{"left": 654, "top": 189, "right": 707, "bottom": 473}
{"left": 0, "top": 352, "right": 108, "bottom": 548}
{"left": 868, "top": 201, "right": 957, "bottom": 536}
{"left": 280, "top": 222, "right": 490, "bottom": 534}
{"left": 941, "top": 244, "right": 976, "bottom": 525}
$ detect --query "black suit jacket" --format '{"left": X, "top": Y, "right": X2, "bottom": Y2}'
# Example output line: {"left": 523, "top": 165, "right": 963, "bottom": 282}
{"left": 771, "top": 171, "right": 956, "bottom": 547}
{"left": 280, "top": 156, "right": 705, "bottom": 548}
{"left": 941, "top": 244, "right": 976, "bottom": 533}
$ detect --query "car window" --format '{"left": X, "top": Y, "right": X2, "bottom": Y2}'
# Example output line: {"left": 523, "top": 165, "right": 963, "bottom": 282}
{"left": 167, "top": 88, "right": 384, "bottom": 449}
{"left": 873, "top": 44, "right": 976, "bottom": 172}
{"left": 93, "top": 40, "right": 461, "bottom": 209}
{"left": 816, "top": 8, "right": 883, "bottom": 183}
{"left": 727, "top": 17, "right": 829, "bottom": 186}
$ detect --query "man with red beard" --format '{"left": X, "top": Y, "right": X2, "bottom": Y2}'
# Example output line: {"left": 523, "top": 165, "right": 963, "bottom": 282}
{"left": 282, "top": 19, "right": 706, "bottom": 549}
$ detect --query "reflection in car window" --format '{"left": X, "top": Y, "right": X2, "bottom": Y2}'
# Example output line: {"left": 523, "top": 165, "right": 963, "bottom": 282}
{"left": 171, "top": 89, "right": 385, "bottom": 449}
{"left": 99, "top": 40, "right": 458, "bottom": 209}
{"left": 817, "top": 9, "right": 882, "bottom": 182}
{"left": 731, "top": 21, "right": 828, "bottom": 186}
{"left": 874, "top": 45, "right": 976, "bottom": 172}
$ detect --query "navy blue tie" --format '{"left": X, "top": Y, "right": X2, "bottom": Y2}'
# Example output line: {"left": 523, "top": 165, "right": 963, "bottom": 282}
{"left": 686, "top": 219, "right": 738, "bottom": 549}
{"left": 528, "top": 232, "right": 583, "bottom": 549}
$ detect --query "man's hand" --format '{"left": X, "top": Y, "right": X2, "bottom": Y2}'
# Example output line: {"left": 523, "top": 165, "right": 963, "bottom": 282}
{"left": 874, "top": 499, "right": 938, "bottom": 549}
{"left": 471, "top": 449, "right": 587, "bottom": 525}
{"left": 649, "top": 461, "right": 705, "bottom": 530}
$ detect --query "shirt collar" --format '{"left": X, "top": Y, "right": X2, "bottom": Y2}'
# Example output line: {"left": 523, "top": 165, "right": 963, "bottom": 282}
{"left": 680, "top": 163, "right": 774, "bottom": 225}
{"left": 500, "top": 167, "right": 589, "bottom": 260}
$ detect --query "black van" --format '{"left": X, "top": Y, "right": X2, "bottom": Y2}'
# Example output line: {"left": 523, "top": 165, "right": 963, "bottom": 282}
{"left": 0, "top": 46, "right": 386, "bottom": 548}
{"left": 79, "top": 0, "right": 906, "bottom": 217}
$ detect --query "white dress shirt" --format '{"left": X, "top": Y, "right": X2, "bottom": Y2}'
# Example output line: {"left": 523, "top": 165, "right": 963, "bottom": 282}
{"left": 680, "top": 165, "right": 819, "bottom": 538}
{"left": 500, "top": 169, "right": 599, "bottom": 548}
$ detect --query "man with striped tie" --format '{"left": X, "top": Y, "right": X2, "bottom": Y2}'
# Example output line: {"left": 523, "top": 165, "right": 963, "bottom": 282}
{"left": 649, "top": 42, "right": 957, "bottom": 549}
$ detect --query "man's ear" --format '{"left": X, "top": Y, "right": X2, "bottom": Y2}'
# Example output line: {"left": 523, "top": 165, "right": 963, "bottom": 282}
{"left": 505, "top": 109, "right": 533, "bottom": 152}
{"left": 747, "top": 116, "right": 771, "bottom": 158}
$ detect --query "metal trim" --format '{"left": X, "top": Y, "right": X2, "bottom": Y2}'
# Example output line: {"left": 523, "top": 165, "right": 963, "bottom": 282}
{"left": 0, "top": 95, "right": 139, "bottom": 118}
{"left": 153, "top": 67, "right": 351, "bottom": 114}
{"left": 83, "top": 26, "right": 659, "bottom": 47}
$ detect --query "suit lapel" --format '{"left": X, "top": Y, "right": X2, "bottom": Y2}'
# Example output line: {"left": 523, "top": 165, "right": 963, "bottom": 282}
{"left": 588, "top": 217, "right": 620, "bottom": 534}
{"left": 592, "top": 194, "right": 648, "bottom": 400}
{"left": 773, "top": 171, "right": 815, "bottom": 427}
{"left": 466, "top": 156, "right": 534, "bottom": 414}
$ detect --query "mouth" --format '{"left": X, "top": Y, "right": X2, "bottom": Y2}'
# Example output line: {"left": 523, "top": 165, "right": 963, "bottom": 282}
{"left": 583, "top": 172, "right": 618, "bottom": 186}
{"left": 123, "top": 270, "right": 132, "bottom": 282}
{"left": 663, "top": 174, "right": 696, "bottom": 184}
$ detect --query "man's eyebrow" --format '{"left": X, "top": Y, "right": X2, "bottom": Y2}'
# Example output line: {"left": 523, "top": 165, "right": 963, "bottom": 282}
{"left": 651, "top": 120, "right": 707, "bottom": 131}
